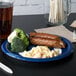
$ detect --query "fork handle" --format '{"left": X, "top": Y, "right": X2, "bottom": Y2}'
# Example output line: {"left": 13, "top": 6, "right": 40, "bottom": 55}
{"left": 0, "top": 62, "right": 13, "bottom": 74}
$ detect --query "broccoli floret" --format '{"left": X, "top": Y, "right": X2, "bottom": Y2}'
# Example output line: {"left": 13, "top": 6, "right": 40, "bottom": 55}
{"left": 8, "top": 28, "right": 29, "bottom": 52}
{"left": 11, "top": 37, "right": 26, "bottom": 52}
{"left": 14, "top": 28, "right": 29, "bottom": 47}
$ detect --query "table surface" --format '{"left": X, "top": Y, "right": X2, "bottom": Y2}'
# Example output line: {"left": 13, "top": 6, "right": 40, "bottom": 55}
{"left": 0, "top": 13, "right": 76, "bottom": 76}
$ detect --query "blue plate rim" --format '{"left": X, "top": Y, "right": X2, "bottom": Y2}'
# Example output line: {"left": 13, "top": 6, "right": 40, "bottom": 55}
{"left": 1, "top": 37, "right": 73, "bottom": 62}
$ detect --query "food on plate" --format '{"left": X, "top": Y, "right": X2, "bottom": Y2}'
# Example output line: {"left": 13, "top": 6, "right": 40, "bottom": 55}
{"left": 30, "top": 32, "right": 60, "bottom": 40}
{"left": 7, "top": 28, "right": 65, "bottom": 57}
{"left": 11, "top": 37, "right": 27, "bottom": 52}
{"left": 19, "top": 46, "right": 62, "bottom": 58}
{"left": 30, "top": 37, "right": 65, "bottom": 48}
{"left": 7, "top": 28, "right": 29, "bottom": 52}
{"left": 30, "top": 32, "right": 65, "bottom": 48}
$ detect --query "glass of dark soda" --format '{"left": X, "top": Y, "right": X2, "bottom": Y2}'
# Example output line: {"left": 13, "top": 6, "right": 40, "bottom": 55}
{"left": 0, "top": 0, "right": 14, "bottom": 45}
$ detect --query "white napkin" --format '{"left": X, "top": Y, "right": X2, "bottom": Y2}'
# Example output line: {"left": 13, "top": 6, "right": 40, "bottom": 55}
{"left": 35, "top": 25, "right": 75, "bottom": 43}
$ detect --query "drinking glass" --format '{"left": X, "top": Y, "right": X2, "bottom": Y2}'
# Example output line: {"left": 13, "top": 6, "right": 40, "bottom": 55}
{"left": 0, "top": 0, "right": 14, "bottom": 45}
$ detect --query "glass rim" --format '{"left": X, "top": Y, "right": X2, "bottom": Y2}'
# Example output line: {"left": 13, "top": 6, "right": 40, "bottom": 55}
{"left": 0, "top": 0, "right": 14, "bottom": 3}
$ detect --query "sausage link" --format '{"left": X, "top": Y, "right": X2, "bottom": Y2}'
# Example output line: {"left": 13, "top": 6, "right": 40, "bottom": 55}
{"left": 30, "top": 32, "right": 60, "bottom": 40}
{"left": 30, "top": 37, "right": 65, "bottom": 48}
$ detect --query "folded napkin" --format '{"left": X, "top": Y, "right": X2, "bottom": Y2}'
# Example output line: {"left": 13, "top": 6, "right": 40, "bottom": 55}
{"left": 35, "top": 25, "right": 75, "bottom": 43}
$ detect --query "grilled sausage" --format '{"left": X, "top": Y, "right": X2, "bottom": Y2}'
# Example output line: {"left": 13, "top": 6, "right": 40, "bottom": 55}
{"left": 30, "top": 37, "right": 65, "bottom": 48}
{"left": 30, "top": 32, "right": 60, "bottom": 40}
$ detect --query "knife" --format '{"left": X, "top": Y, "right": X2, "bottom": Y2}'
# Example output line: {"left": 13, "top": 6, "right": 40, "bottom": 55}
{"left": 0, "top": 62, "right": 13, "bottom": 74}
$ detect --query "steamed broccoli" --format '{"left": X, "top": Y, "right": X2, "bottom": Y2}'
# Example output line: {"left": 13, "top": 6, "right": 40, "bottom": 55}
{"left": 8, "top": 28, "right": 29, "bottom": 52}
{"left": 11, "top": 37, "right": 26, "bottom": 52}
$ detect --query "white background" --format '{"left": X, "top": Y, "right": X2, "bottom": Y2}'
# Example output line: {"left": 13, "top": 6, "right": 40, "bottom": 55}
{"left": 13, "top": 0, "right": 76, "bottom": 15}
